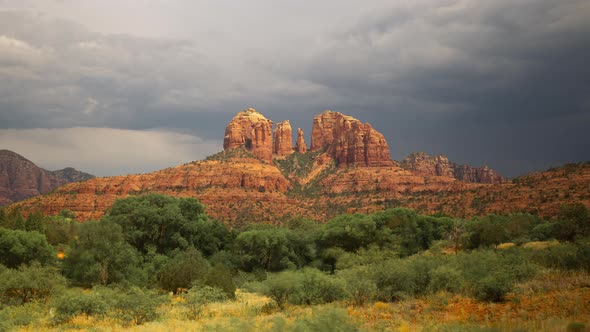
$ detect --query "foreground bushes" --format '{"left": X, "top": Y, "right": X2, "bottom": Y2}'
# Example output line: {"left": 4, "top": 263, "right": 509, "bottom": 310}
{"left": 52, "top": 286, "right": 165, "bottom": 326}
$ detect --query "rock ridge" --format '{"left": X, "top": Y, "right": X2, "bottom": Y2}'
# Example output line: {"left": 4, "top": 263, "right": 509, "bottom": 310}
{"left": 400, "top": 152, "right": 505, "bottom": 184}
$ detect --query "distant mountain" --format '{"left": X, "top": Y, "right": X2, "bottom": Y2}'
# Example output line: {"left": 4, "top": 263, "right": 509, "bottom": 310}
{"left": 0, "top": 149, "right": 95, "bottom": 206}
{"left": 47, "top": 167, "right": 95, "bottom": 183}
{"left": 10, "top": 109, "right": 588, "bottom": 224}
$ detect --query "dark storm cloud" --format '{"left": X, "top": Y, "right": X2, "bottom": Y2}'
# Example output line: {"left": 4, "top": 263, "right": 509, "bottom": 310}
{"left": 0, "top": 1, "right": 589, "bottom": 177}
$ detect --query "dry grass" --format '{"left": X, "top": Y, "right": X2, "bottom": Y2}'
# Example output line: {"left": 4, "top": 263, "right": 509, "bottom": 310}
{"left": 14, "top": 271, "right": 590, "bottom": 332}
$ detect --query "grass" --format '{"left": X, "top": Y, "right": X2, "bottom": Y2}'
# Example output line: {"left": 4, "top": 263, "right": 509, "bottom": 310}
{"left": 11, "top": 270, "right": 590, "bottom": 331}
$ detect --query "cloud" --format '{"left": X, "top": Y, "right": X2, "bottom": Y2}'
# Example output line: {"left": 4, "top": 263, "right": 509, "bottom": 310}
{"left": 0, "top": 1, "right": 588, "bottom": 177}
{"left": 0, "top": 127, "right": 221, "bottom": 176}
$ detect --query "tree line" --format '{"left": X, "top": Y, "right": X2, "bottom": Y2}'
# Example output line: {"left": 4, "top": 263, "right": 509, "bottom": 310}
{"left": 0, "top": 194, "right": 588, "bottom": 327}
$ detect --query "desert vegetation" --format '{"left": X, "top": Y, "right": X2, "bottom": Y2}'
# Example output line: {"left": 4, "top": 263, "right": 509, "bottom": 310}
{"left": 0, "top": 194, "right": 589, "bottom": 331}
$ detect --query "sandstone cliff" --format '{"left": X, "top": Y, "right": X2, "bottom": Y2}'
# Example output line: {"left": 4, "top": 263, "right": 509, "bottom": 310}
{"left": 223, "top": 108, "right": 274, "bottom": 161}
{"left": 310, "top": 111, "right": 393, "bottom": 167}
{"left": 0, "top": 150, "right": 94, "bottom": 206}
{"left": 400, "top": 152, "right": 505, "bottom": 184}
{"left": 295, "top": 128, "right": 307, "bottom": 153}
{"left": 9, "top": 110, "right": 588, "bottom": 224}
{"left": 273, "top": 121, "right": 293, "bottom": 155}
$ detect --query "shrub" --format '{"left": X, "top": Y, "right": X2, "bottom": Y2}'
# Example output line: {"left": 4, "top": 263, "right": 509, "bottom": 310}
{"left": 202, "top": 264, "right": 236, "bottom": 299}
{"left": 472, "top": 272, "right": 512, "bottom": 302}
{"left": 373, "top": 260, "right": 417, "bottom": 302}
{"left": 291, "top": 269, "right": 347, "bottom": 305}
{"left": 429, "top": 265, "right": 463, "bottom": 293}
{"left": 0, "top": 263, "right": 66, "bottom": 305}
{"left": 157, "top": 247, "right": 210, "bottom": 293}
{"left": 110, "top": 287, "right": 165, "bottom": 326}
{"left": 259, "top": 272, "right": 299, "bottom": 309}
{"left": 183, "top": 286, "right": 227, "bottom": 319}
{"left": 339, "top": 267, "right": 377, "bottom": 306}
{"left": 52, "top": 289, "right": 109, "bottom": 324}
{"left": 0, "top": 302, "right": 43, "bottom": 328}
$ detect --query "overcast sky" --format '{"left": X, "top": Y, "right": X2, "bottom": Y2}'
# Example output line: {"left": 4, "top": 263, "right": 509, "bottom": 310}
{"left": 0, "top": 0, "right": 589, "bottom": 177}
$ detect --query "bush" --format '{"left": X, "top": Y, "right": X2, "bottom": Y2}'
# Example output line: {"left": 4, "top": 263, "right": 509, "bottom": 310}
{"left": 0, "top": 263, "right": 66, "bottom": 305}
{"left": 339, "top": 267, "right": 377, "bottom": 306}
{"left": 429, "top": 265, "right": 463, "bottom": 293}
{"left": 183, "top": 286, "right": 227, "bottom": 319}
{"left": 157, "top": 247, "right": 210, "bottom": 293}
{"left": 202, "top": 264, "right": 236, "bottom": 299}
{"left": 533, "top": 241, "right": 590, "bottom": 271}
{"left": 0, "top": 302, "right": 43, "bottom": 328}
{"left": 373, "top": 260, "right": 417, "bottom": 302}
{"left": 110, "top": 287, "right": 165, "bottom": 326}
{"left": 472, "top": 272, "right": 512, "bottom": 302}
{"left": 259, "top": 272, "right": 299, "bottom": 309}
{"left": 52, "top": 289, "right": 109, "bottom": 324}
{"left": 291, "top": 269, "right": 347, "bottom": 305}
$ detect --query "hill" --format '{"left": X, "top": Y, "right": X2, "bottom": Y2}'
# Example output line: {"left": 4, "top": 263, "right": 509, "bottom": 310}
{"left": 9, "top": 109, "right": 589, "bottom": 223}
{"left": 0, "top": 150, "right": 94, "bottom": 206}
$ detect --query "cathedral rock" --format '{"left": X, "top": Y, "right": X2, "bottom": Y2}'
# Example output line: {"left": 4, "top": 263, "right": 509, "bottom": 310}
{"left": 310, "top": 111, "right": 394, "bottom": 167}
{"left": 224, "top": 109, "right": 394, "bottom": 167}
{"left": 273, "top": 120, "right": 293, "bottom": 156}
{"left": 223, "top": 108, "right": 274, "bottom": 161}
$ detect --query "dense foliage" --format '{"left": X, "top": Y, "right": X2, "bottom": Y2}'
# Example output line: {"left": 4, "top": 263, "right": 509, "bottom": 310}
{"left": 0, "top": 194, "right": 588, "bottom": 328}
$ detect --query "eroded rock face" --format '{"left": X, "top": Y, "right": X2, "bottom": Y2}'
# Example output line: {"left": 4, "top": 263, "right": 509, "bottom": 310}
{"left": 273, "top": 121, "right": 293, "bottom": 155}
{"left": 295, "top": 128, "right": 307, "bottom": 153}
{"left": 400, "top": 152, "right": 454, "bottom": 177}
{"left": 0, "top": 150, "right": 94, "bottom": 205}
{"left": 453, "top": 165, "right": 505, "bottom": 184}
{"left": 400, "top": 152, "right": 505, "bottom": 184}
{"left": 223, "top": 108, "right": 274, "bottom": 161}
{"left": 310, "top": 111, "right": 393, "bottom": 167}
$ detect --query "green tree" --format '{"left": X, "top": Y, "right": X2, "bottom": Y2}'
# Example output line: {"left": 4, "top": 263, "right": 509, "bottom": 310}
{"left": 320, "top": 214, "right": 376, "bottom": 252}
{"left": 157, "top": 247, "right": 209, "bottom": 293}
{"left": 24, "top": 212, "right": 44, "bottom": 233}
{"left": 104, "top": 194, "right": 222, "bottom": 255}
{"left": 62, "top": 220, "right": 142, "bottom": 286}
{"left": 43, "top": 215, "right": 78, "bottom": 246}
{"left": 202, "top": 264, "right": 236, "bottom": 299}
{"left": 554, "top": 203, "right": 590, "bottom": 241}
{"left": 0, "top": 228, "right": 55, "bottom": 268}
{"left": 233, "top": 228, "right": 297, "bottom": 271}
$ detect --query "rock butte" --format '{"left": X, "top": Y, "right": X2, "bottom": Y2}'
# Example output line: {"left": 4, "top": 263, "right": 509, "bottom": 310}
{"left": 224, "top": 108, "right": 394, "bottom": 167}
{"left": 12, "top": 108, "right": 587, "bottom": 224}
{"left": 273, "top": 120, "right": 293, "bottom": 156}
{"left": 223, "top": 108, "right": 274, "bottom": 161}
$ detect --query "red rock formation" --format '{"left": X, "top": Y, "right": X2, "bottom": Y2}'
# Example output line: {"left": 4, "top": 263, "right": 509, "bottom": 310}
{"left": 223, "top": 108, "right": 273, "bottom": 161}
{"left": 273, "top": 121, "right": 293, "bottom": 155}
{"left": 310, "top": 111, "right": 393, "bottom": 167}
{"left": 0, "top": 150, "right": 94, "bottom": 205}
{"left": 400, "top": 152, "right": 505, "bottom": 184}
{"left": 453, "top": 165, "right": 505, "bottom": 184}
{"left": 295, "top": 128, "right": 307, "bottom": 153}
{"left": 400, "top": 152, "right": 454, "bottom": 178}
